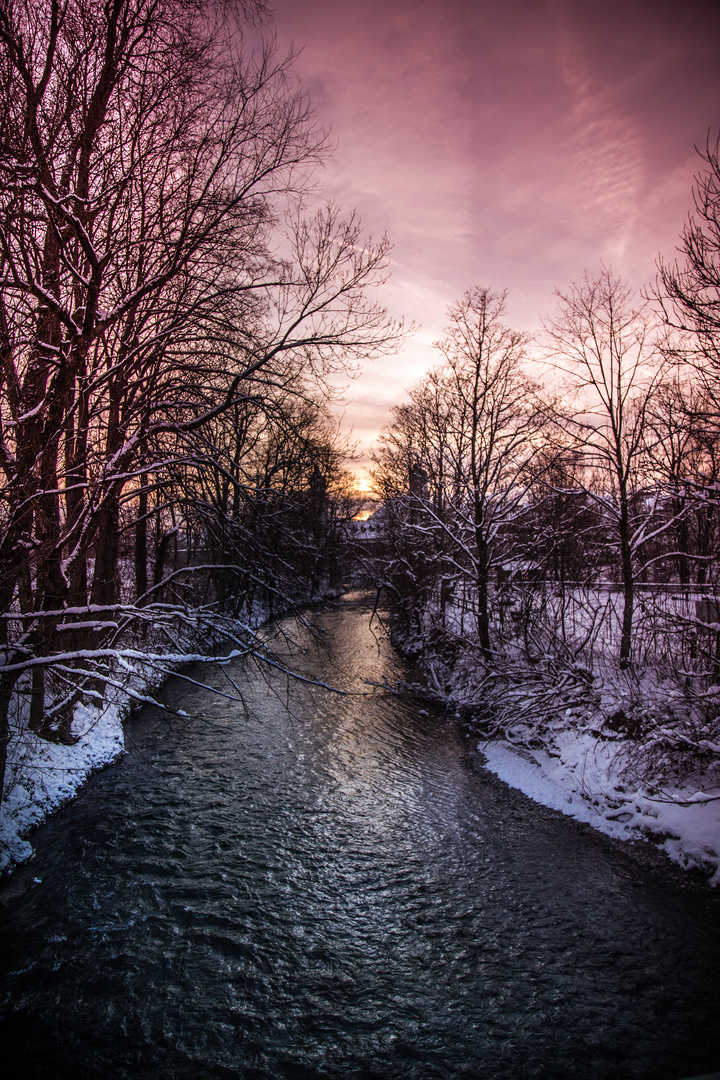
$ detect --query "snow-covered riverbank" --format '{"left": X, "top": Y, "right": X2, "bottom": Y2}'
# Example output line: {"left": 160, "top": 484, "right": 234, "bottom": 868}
{"left": 0, "top": 595, "right": 313, "bottom": 873}
{"left": 5, "top": 591, "right": 719, "bottom": 887}
{"left": 478, "top": 731, "right": 720, "bottom": 886}
{"left": 0, "top": 700, "right": 126, "bottom": 871}
{"left": 397, "top": 614, "right": 720, "bottom": 885}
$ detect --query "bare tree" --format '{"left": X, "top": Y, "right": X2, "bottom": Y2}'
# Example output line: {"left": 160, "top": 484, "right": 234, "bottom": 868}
{"left": 656, "top": 133, "right": 720, "bottom": 389}
{"left": 544, "top": 269, "right": 665, "bottom": 667}
{"left": 654, "top": 133, "right": 720, "bottom": 598}
{"left": 375, "top": 288, "right": 545, "bottom": 661}
{"left": 435, "top": 289, "right": 545, "bottom": 657}
{"left": 0, "top": 0, "right": 402, "bottom": 805}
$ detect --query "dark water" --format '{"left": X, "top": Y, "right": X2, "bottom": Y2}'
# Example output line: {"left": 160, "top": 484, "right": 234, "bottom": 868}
{"left": 1, "top": 592, "right": 719, "bottom": 1080}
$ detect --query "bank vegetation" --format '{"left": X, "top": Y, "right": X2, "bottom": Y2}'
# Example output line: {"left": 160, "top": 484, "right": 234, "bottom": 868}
{"left": 371, "top": 142, "right": 720, "bottom": 842}
{"left": 0, "top": 0, "right": 401, "bottom": 834}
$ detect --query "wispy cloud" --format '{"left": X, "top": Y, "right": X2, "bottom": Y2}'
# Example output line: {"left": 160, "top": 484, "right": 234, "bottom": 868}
{"left": 273, "top": 0, "right": 720, "bottom": 466}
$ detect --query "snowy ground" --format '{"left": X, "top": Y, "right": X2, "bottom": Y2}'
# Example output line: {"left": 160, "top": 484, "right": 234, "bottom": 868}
{"left": 401, "top": 591, "right": 720, "bottom": 886}
{"left": 0, "top": 597, "right": 285, "bottom": 874}
{"left": 0, "top": 699, "right": 126, "bottom": 871}
{"left": 478, "top": 731, "right": 720, "bottom": 886}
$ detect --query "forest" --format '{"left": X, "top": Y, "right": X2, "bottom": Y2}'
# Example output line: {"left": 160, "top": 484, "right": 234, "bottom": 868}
{"left": 371, "top": 191, "right": 720, "bottom": 803}
{"left": 0, "top": 0, "right": 401, "bottom": 815}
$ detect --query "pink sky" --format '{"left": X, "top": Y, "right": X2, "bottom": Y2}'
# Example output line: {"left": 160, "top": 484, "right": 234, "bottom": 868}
{"left": 272, "top": 0, "right": 720, "bottom": 479}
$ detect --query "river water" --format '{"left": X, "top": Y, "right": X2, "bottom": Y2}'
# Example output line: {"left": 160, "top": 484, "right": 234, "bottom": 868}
{"left": 1, "top": 591, "right": 719, "bottom": 1079}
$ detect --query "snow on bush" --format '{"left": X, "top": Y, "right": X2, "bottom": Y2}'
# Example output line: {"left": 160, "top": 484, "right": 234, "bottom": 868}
{"left": 416, "top": 632, "right": 720, "bottom": 885}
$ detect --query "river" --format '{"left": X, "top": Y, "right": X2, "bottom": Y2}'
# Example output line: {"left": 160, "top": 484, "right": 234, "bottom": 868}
{"left": 1, "top": 591, "right": 719, "bottom": 1079}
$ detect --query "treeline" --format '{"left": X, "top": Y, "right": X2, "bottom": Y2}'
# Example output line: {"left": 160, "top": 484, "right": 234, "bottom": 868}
{"left": 372, "top": 141, "right": 720, "bottom": 766}
{"left": 0, "top": 0, "right": 399, "bottom": 801}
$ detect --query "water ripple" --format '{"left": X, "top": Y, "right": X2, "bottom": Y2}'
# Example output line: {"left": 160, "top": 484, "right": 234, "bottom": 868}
{"left": 1, "top": 592, "right": 719, "bottom": 1079}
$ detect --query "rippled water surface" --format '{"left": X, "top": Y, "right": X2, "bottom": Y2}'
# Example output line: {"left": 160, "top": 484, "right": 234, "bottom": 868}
{"left": 1, "top": 592, "right": 720, "bottom": 1079}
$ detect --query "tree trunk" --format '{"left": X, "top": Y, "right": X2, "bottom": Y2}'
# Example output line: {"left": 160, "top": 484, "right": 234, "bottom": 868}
{"left": 135, "top": 486, "right": 148, "bottom": 602}
{"left": 0, "top": 670, "right": 21, "bottom": 810}
{"left": 619, "top": 489, "right": 634, "bottom": 669}
{"left": 675, "top": 493, "right": 689, "bottom": 587}
{"left": 28, "top": 667, "right": 45, "bottom": 732}
{"left": 91, "top": 496, "right": 120, "bottom": 608}
{"left": 475, "top": 533, "right": 492, "bottom": 659}
{"left": 65, "top": 361, "right": 91, "bottom": 609}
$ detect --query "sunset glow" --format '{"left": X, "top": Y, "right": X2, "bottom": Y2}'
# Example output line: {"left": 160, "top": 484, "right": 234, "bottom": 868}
{"left": 3, "top": 4, "right": 720, "bottom": 1066}
{"left": 273, "top": 0, "right": 720, "bottom": 469}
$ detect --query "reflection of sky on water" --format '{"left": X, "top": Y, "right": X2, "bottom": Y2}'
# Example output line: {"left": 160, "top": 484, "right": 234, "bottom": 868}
{"left": 3, "top": 595, "right": 720, "bottom": 1078}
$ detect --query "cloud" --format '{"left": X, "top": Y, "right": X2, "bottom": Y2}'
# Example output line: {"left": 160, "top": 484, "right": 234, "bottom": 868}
{"left": 272, "top": 0, "right": 720, "bottom": 455}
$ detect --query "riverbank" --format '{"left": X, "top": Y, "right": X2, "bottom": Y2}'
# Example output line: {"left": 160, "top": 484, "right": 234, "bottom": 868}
{"left": 476, "top": 735, "right": 720, "bottom": 886}
{"left": 0, "top": 696, "right": 127, "bottom": 871}
{"left": 5, "top": 589, "right": 719, "bottom": 887}
{"left": 0, "top": 591, "right": 340, "bottom": 873}
{"left": 399, "top": 627, "right": 720, "bottom": 885}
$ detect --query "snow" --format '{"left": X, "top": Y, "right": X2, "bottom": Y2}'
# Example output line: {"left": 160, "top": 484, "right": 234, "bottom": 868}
{"left": 5, "top": 586, "right": 719, "bottom": 887}
{"left": 0, "top": 591, "right": 337, "bottom": 874}
{"left": 384, "top": 584, "right": 720, "bottom": 887}
{"left": 479, "top": 731, "right": 720, "bottom": 886}
{"left": 0, "top": 700, "right": 125, "bottom": 872}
